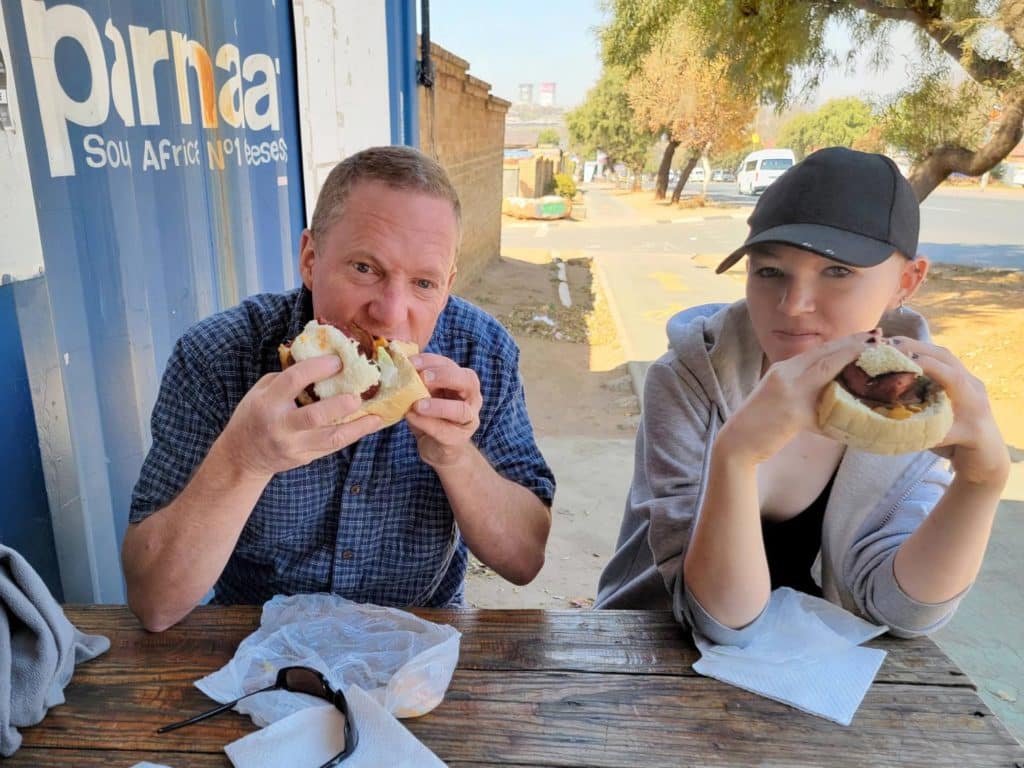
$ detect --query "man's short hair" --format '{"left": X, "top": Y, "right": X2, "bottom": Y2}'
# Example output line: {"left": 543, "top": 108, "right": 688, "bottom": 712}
{"left": 310, "top": 146, "right": 462, "bottom": 247}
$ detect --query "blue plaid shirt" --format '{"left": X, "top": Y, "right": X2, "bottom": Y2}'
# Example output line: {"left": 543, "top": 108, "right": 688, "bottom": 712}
{"left": 130, "top": 287, "right": 555, "bottom": 607}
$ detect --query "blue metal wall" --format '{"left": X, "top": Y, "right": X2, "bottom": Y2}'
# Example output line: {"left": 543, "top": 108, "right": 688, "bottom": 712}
{"left": 0, "top": 278, "right": 63, "bottom": 600}
{"left": 1, "top": 0, "right": 306, "bottom": 600}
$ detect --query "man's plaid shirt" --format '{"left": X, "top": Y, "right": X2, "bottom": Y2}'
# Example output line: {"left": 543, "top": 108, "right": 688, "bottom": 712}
{"left": 129, "top": 287, "right": 555, "bottom": 607}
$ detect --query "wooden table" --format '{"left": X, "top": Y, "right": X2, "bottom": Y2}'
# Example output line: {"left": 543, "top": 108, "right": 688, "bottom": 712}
{"left": 9, "top": 606, "right": 1024, "bottom": 767}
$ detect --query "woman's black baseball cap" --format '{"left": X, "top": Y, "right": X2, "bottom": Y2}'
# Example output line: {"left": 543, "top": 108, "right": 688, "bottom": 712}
{"left": 716, "top": 147, "right": 920, "bottom": 273}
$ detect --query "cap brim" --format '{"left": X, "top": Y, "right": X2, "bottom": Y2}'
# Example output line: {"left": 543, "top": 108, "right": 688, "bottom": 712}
{"left": 715, "top": 223, "right": 900, "bottom": 274}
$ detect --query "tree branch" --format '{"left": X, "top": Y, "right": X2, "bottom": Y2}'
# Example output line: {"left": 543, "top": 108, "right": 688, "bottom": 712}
{"left": 908, "top": 86, "right": 1024, "bottom": 198}
{"left": 1000, "top": 0, "right": 1024, "bottom": 50}
{"left": 844, "top": 0, "right": 1015, "bottom": 83}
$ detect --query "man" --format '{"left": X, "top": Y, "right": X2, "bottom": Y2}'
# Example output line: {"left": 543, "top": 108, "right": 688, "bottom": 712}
{"left": 122, "top": 146, "right": 555, "bottom": 632}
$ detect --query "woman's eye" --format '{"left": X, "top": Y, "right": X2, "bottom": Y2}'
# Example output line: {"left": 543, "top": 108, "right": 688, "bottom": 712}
{"left": 754, "top": 266, "right": 783, "bottom": 278}
{"left": 824, "top": 266, "right": 852, "bottom": 277}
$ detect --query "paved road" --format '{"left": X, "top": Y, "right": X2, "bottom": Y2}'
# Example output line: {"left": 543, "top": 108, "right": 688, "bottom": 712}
{"left": 508, "top": 182, "right": 1024, "bottom": 270}
{"left": 504, "top": 185, "right": 1024, "bottom": 362}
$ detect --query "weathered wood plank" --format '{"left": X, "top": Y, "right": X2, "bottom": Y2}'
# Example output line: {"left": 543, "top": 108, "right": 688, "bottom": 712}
{"left": 19, "top": 662, "right": 1024, "bottom": 768}
{"left": 63, "top": 606, "right": 973, "bottom": 686}
{"left": 3, "top": 749, "right": 230, "bottom": 767}
{"left": 407, "top": 671, "right": 1024, "bottom": 768}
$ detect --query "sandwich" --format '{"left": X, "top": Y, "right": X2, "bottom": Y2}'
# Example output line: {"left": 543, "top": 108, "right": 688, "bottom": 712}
{"left": 278, "top": 319, "right": 430, "bottom": 429}
{"left": 816, "top": 342, "right": 953, "bottom": 455}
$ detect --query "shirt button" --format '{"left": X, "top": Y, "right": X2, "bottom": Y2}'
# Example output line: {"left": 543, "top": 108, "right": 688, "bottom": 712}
{"left": 350, "top": 484, "right": 361, "bottom": 495}
{"left": 342, "top": 549, "right": 354, "bottom": 560}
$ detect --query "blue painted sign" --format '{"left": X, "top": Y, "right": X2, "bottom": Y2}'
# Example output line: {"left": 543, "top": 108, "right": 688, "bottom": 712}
{"left": 1, "top": 0, "right": 306, "bottom": 600}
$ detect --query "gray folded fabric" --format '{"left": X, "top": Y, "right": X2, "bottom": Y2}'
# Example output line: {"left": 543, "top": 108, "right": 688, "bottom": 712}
{"left": 0, "top": 543, "right": 110, "bottom": 756}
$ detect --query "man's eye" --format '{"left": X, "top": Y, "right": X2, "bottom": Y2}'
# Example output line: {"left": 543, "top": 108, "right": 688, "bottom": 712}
{"left": 416, "top": 279, "right": 437, "bottom": 290}
{"left": 754, "top": 266, "right": 782, "bottom": 278}
{"left": 353, "top": 262, "right": 372, "bottom": 274}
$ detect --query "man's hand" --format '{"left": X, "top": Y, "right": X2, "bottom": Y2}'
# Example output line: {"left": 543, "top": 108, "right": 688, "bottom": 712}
{"left": 405, "top": 353, "right": 482, "bottom": 468}
{"left": 221, "top": 355, "right": 383, "bottom": 479}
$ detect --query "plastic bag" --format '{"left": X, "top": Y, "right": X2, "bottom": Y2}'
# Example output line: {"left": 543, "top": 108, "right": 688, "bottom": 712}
{"left": 195, "top": 594, "right": 461, "bottom": 726}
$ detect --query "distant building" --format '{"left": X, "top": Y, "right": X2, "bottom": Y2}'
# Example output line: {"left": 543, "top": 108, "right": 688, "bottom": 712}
{"left": 518, "top": 83, "right": 534, "bottom": 104}
{"left": 538, "top": 81, "right": 556, "bottom": 107}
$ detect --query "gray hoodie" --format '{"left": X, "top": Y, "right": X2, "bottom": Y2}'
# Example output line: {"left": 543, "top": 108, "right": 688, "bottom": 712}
{"left": 596, "top": 301, "right": 966, "bottom": 645}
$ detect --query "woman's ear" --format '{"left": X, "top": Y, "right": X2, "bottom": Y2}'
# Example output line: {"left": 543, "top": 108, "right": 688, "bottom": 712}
{"left": 898, "top": 254, "right": 929, "bottom": 305}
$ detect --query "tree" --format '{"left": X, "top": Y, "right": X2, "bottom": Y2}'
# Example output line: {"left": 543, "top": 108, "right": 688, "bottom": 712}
{"left": 566, "top": 67, "right": 656, "bottom": 190}
{"left": 880, "top": 72, "right": 992, "bottom": 163}
{"left": 627, "top": 21, "right": 757, "bottom": 200}
{"left": 536, "top": 127, "right": 561, "bottom": 146}
{"left": 777, "top": 97, "right": 880, "bottom": 159}
{"left": 600, "top": 0, "right": 1024, "bottom": 199}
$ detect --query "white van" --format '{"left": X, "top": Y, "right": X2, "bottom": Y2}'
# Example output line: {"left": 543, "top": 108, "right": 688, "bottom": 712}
{"left": 736, "top": 148, "right": 796, "bottom": 195}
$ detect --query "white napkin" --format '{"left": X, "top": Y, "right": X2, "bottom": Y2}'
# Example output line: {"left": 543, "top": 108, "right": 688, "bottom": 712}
{"left": 224, "top": 684, "right": 446, "bottom": 768}
{"left": 692, "top": 587, "right": 888, "bottom": 726}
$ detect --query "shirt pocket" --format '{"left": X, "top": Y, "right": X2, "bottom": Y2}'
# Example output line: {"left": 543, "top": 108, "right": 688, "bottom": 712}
{"left": 237, "top": 459, "right": 340, "bottom": 553}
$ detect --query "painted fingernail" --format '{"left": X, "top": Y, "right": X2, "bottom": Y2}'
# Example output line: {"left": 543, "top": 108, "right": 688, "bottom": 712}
{"left": 911, "top": 352, "right": 919, "bottom": 359}
{"left": 870, "top": 327, "right": 882, "bottom": 335}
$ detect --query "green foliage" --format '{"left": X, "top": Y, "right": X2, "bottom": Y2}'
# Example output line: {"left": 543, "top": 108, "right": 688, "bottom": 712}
{"left": 709, "top": 146, "right": 747, "bottom": 174}
{"left": 880, "top": 73, "right": 992, "bottom": 162}
{"left": 566, "top": 67, "right": 656, "bottom": 175}
{"left": 777, "top": 97, "right": 880, "bottom": 159}
{"left": 599, "top": 0, "right": 1024, "bottom": 193}
{"left": 553, "top": 173, "right": 578, "bottom": 198}
{"left": 601, "top": 0, "right": 688, "bottom": 71}
{"left": 536, "top": 128, "right": 561, "bottom": 146}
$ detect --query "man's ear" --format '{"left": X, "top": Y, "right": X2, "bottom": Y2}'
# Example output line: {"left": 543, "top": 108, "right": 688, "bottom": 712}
{"left": 298, "top": 229, "right": 315, "bottom": 291}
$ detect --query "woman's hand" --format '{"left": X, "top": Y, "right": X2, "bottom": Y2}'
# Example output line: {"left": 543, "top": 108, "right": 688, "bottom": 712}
{"left": 717, "top": 331, "right": 880, "bottom": 465}
{"left": 886, "top": 337, "right": 1010, "bottom": 487}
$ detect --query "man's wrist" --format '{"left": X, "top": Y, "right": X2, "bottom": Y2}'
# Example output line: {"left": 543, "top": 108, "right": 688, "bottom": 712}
{"left": 208, "top": 431, "right": 274, "bottom": 488}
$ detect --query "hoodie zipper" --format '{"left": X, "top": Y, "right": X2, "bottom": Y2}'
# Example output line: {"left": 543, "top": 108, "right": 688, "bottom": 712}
{"left": 874, "top": 454, "right": 942, "bottom": 532}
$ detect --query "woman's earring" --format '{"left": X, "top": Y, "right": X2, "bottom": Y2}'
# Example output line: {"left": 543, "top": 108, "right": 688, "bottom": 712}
{"left": 897, "top": 297, "right": 906, "bottom": 315}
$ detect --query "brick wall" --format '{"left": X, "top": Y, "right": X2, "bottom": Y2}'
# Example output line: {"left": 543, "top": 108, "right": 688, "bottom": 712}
{"left": 419, "top": 43, "right": 509, "bottom": 289}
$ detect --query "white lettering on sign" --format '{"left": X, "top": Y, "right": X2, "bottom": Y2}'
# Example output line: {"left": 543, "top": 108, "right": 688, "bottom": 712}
{"left": 21, "top": 0, "right": 283, "bottom": 178}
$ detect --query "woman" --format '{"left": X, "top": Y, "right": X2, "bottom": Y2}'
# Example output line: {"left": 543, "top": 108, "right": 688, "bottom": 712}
{"left": 596, "top": 147, "right": 1009, "bottom": 645}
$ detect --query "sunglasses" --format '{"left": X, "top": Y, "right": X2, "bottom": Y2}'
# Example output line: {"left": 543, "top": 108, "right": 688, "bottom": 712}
{"left": 158, "top": 665, "right": 358, "bottom": 767}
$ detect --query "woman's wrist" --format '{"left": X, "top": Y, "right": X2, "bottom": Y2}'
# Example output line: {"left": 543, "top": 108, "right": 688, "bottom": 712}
{"left": 948, "top": 422, "right": 1010, "bottom": 488}
{"left": 712, "top": 422, "right": 763, "bottom": 473}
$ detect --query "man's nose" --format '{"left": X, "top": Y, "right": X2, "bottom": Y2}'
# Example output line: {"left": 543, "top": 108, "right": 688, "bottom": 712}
{"left": 778, "top": 279, "right": 815, "bottom": 315}
{"left": 366, "top": 280, "right": 408, "bottom": 331}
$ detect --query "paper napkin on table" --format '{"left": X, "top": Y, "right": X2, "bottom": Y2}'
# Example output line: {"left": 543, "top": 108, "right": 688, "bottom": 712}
{"left": 692, "top": 587, "right": 888, "bottom": 726}
{"left": 224, "top": 684, "right": 446, "bottom": 768}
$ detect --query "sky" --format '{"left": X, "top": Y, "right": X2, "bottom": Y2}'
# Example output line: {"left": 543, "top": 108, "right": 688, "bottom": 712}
{"left": 427, "top": 0, "right": 926, "bottom": 110}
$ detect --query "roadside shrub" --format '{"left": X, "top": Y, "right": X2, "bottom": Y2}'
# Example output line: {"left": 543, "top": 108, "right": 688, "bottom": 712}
{"left": 553, "top": 173, "right": 577, "bottom": 199}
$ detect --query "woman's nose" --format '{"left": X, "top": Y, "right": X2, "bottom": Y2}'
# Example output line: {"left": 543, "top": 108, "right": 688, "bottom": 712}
{"left": 778, "top": 280, "right": 815, "bottom": 315}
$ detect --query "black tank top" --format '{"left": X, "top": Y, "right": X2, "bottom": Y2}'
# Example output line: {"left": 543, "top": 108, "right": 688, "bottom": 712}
{"left": 761, "top": 474, "right": 835, "bottom": 597}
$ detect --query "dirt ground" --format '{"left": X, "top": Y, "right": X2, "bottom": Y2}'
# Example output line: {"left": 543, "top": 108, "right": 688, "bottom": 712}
{"left": 457, "top": 204, "right": 1024, "bottom": 609}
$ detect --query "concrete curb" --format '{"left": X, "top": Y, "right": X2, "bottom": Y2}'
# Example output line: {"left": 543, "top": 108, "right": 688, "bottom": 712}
{"left": 668, "top": 210, "right": 749, "bottom": 223}
{"left": 591, "top": 257, "right": 652, "bottom": 412}
{"left": 627, "top": 360, "right": 652, "bottom": 411}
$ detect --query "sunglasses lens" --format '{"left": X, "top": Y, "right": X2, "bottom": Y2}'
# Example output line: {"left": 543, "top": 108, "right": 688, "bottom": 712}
{"left": 283, "top": 667, "right": 328, "bottom": 698}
